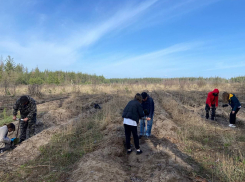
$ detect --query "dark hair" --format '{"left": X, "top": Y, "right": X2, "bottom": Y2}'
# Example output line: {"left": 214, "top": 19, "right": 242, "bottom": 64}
{"left": 7, "top": 123, "right": 15, "bottom": 131}
{"left": 222, "top": 92, "right": 229, "bottom": 102}
{"left": 135, "top": 93, "right": 142, "bottom": 103}
{"left": 141, "top": 92, "right": 148, "bottom": 99}
{"left": 20, "top": 96, "right": 28, "bottom": 104}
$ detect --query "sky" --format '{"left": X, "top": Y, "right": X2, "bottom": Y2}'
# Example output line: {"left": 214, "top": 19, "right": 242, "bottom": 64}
{"left": 0, "top": 0, "right": 245, "bottom": 79}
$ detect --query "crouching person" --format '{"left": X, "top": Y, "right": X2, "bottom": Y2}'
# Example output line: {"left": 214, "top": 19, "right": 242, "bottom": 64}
{"left": 13, "top": 95, "right": 37, "bottom": 143}
{"left": 0, "top": 123, "right": 16, "bottom": 153}
{"left": 122, "top": 93, "right": 150, "bottom": 155}
{"left": 222, "top": 92, "right": 241, "bottom": 128}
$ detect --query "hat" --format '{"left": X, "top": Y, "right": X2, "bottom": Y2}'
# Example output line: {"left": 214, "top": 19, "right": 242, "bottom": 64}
{"left": 141, "top": 92, "right": 148, "bottom": 99}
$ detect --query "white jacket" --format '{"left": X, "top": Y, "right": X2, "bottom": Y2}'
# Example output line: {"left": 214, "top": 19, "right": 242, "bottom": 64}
{"left": 0, "top": 125, "right": 11, "bottom": 148}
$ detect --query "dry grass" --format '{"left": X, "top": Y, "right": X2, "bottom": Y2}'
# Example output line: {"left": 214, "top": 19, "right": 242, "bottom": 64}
{"left": 0, "top": 83, "right": 244, "bottom": 181}
{"left": 0, "top": 90, "right": 130, "bottom": 182}
{"left": 157, "top": 90, "right": 245, "bottom": 181}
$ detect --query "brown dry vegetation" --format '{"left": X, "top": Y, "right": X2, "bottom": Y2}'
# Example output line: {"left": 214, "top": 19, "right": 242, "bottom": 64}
{"left": 0, "top": 82, "right": 244, "bottom": 182}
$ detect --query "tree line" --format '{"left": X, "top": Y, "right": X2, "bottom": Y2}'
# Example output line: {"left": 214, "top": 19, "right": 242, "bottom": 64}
{"left": 0, "top": 56, "right": 244, "bottom": 86}
{"left": 0, "top": 56, "right": 107, "bottom": 85}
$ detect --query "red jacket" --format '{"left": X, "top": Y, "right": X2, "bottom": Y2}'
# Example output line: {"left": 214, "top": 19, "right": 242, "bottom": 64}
{"left": 206, "top": 89, "right": 219, "bottom": 107}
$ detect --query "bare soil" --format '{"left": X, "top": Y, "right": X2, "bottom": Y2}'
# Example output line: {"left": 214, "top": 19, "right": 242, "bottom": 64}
{"left": 1, "top": 89, "right": 245, "bottom": 182}
{"left": 0, "top": 93, "right": 112, "bottom": 170}
{"left": 68, "top": 91, "right": 203, "bottom": 182}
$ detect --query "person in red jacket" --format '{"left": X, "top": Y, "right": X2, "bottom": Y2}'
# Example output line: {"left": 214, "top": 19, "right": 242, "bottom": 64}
{"left": 205, "top": 89, "right": 219, "bottom": 120}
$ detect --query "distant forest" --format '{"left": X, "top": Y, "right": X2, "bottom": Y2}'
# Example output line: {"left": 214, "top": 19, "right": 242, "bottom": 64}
{"left": 0, "top": 56, "right": 245, "bottom": 85}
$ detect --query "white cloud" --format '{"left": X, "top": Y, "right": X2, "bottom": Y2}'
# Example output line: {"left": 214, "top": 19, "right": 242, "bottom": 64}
{"left": 0, "top": 0, "right": 225, "bottom": 76}
{"left": 69, "top": 0, "right": 159, "bottom": 48}
{"left": 0, "top": 0, "right": 159, "bottom": 70}
{"left": 206, "top": 60, "right": 245, "bottom": 71}
{"left": 0, "top": 40, "right": 78, "bottom": 70}
{"left": 82, "top": 41, "right": 204, "bottom": 78}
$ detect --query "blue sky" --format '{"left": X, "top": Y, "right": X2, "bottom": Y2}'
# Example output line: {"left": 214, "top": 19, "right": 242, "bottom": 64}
{"left": 0, "top": 0, "right": 245, "bottom": 78}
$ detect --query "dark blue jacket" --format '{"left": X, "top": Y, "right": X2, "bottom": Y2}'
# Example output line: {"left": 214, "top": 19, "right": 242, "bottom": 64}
{"left": 229, "top": 94, "right": 241, "bottom": 111}
{"left": 122, "top": 99, "right": 144, "bottom": 124}
{"left": 142, "top": 94, "right": 154, "bottom": 119}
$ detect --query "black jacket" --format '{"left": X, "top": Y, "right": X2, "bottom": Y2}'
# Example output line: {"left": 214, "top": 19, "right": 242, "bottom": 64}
{"left": 122, "top": 99, "right": 144, "bottom": 124}
{"left": 141, "top": 94, "right": 154, "bottom": 119}
{"left": 229, "top": 94, "right": 241, "bottom": 111}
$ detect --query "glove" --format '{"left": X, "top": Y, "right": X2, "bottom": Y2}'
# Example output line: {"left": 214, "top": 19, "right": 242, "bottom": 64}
{"left": 222, "top": 104, "right": 229, "bottom": 107}
{"left": 11, "top": 138, "right": 16, "bottom": 142}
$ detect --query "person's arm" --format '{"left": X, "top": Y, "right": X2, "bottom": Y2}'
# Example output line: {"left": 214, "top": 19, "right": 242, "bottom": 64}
{"left": 149, "top": 99, "right": 154, "bottom": 119}
{"left": 206, "top": 93, "right": 212, "bottom": 107}
{"left": 26, "top": 100, "right": 37, "bottom": 120}
{"left": 137, "top": 104, "right": 144, "bottom": 119}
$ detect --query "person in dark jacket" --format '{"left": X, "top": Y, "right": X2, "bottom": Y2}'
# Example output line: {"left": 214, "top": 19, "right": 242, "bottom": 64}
{"left": 222, "top": 92, "right": 241, "bottom": 128}
{"left": 139, "top": 92, "right": 154, "bottom": 139}
{"left": 205, "top": 89, "right": 219, "bottom": 120}
{"left": 122, "top": 93, "right": 149, "bottom": 155}
{"left": 13, "top": 95, "right": 37, "bottom": 143}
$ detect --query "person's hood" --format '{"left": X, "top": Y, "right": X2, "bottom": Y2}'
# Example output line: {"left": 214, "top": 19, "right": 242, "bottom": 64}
{"left": 212, "top": 89, "right": 219, "bottom": 94}
{"left": 229, "top": 93, "right": 234, "bottom": 100}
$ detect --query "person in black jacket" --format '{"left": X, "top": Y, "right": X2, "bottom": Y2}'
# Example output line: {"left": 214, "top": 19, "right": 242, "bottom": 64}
{"left": 122, "top": 93, "right": 150, "bottom": 155}
{"left": 222, "top": 92, "right": 241, "bottom": 128}
{"left": 139, "top": 92, "right": 154, "bottom": 139}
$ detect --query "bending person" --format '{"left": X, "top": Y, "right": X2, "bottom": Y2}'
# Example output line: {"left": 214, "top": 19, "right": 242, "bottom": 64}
{"left": 122, "top": 93, "right": 149, "bottom": 155}
{"left": 13, "top": 95, "right": 37, "bottom": 143}
{"left": 205, "top": 89, "right": 219, "bottom": 120}
{"left": 222, "top": 92, "right": 241, "bottom": 128}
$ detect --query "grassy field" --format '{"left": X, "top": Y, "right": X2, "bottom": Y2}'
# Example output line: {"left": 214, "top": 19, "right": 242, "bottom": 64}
{"left": 0, "top": 82, "right": 244, "bottom": 181}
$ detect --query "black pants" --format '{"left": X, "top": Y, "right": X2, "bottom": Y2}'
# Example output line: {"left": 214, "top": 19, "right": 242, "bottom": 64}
{"left": 205, "top": 104, "right": 216, "bottom": 120}
{"left": 124, "top": 124, "right": 140, "bottom": 150}
{"left": 230, "top": 108, "right": 240, "bottom": 124}
{"left": 0, "top": 143, "right": 12, "bottom": 153}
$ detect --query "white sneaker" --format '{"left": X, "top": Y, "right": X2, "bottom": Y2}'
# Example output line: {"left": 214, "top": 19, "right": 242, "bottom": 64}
{"left": 229, "top": 124, "right": 236, "bottom": 128}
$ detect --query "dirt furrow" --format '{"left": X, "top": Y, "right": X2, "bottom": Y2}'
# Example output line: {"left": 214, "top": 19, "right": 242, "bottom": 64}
{"left": 68, "top": 91, "right": 193, "bottom": 182}
{"left": 0, "top": 94, "right": 112, "bottom": 171}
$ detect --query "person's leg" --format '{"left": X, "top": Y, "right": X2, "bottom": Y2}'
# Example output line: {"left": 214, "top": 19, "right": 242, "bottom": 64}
{"left": 230, "top": 110, "right": 237, "bottom": 125}
{"left": 0, "top": 147, "right": 6, "bottom": 153}
{"left": 28, "top": 114, "right": 36, "bottom": 138}
{"left": 139, "top": 119, "right": 145, "bottom": 136}
{"left": 19, "top": 118, "right": 28, "bottom": 141}
{"left": 205, "top": 104, "right": 210, "bottom": 119}
{"left": 211, "top": 104, "right": 216, "bottom": 120}
{"left": 124, "top": 124, "right": 131, "bottom": 150}
{"left": 0, "top": 143, "right": 15, "bottom": 153}
{"left": 131, "top": 125, "right": 140, "bottom": 150}
{"left": 146, "top": 117, "right": 153, "bottom": 137}
{"left": 233, "top": 108, "right": 240, "bottom": 125}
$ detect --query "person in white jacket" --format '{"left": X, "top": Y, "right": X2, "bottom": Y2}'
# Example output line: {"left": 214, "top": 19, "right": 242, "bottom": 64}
{"left": 0, "top": 123, "right": 15, "bottom": 152}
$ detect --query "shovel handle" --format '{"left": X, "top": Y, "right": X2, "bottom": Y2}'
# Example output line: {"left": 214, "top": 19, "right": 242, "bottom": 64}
{"left": 15, "top": 118, "right": 23, "bottom": 139}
